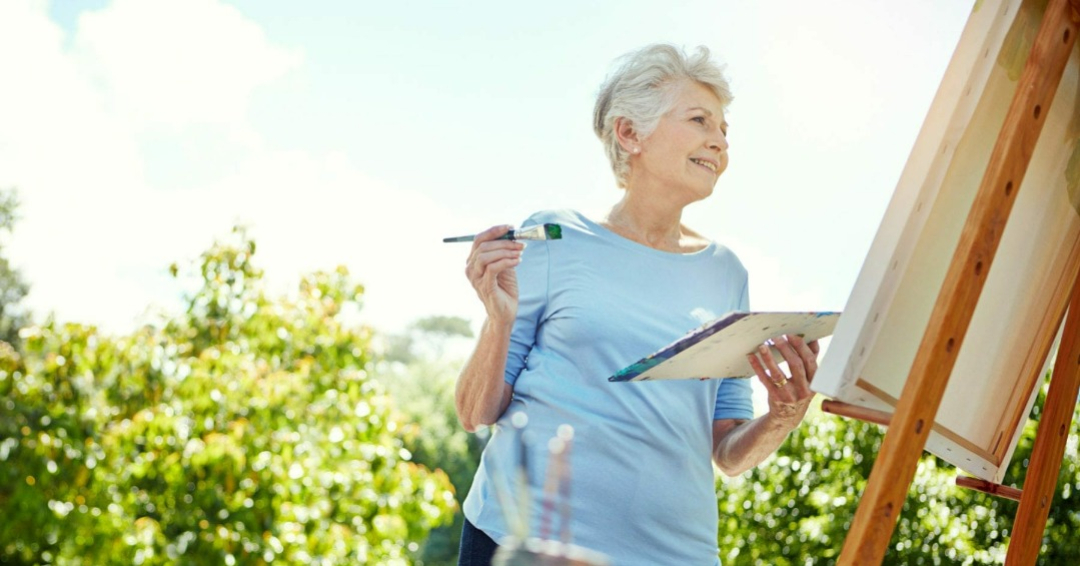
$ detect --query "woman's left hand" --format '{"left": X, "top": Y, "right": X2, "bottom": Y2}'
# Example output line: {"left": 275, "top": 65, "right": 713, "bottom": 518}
{"left": 747, "top": 334, "right": 821, "bottom": 429}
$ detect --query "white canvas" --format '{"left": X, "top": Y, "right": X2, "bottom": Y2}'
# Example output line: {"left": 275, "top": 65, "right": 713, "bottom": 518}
{"left": 814, "top": 0, "right": 1080, "bottom": 483}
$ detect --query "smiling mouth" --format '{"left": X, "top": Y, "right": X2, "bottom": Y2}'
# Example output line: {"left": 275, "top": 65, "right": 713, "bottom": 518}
{"left": 690, "top": 158, "right": 717, "bottom": 173}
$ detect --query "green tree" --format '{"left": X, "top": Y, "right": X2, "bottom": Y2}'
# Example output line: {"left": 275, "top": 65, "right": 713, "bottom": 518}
{"left": 377, "top": 316, "right": 486, "bottom": 565}
{"left": 716, "top": 383, "right": 1080, "bottom": 565}
{"left": 1001, "top": 385, "right": 1080, "bottom": 564}
{"left": 0, "top": 187, "right": 29, "bottom": 346}
{"left": 0, "top": 227, "right": 455, "bottom": 565}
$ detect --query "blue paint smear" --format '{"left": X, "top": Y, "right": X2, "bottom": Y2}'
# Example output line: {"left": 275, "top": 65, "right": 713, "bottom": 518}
{"left": 608, "top": 311, "right": 841, "bottom": 382}
{"left": 609, "top": 312, "right": 751, "bottom": 382}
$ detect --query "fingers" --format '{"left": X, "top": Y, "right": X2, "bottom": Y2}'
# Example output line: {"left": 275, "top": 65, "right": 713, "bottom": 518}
{"left": 771, "top": 337, "right": 804, "bottom": 377}
{"left": 481, "top": 256, "right": 521, "bottom": 280}
{"left": 758, "top": 342, "right": 803, "bottom": 395}
{"left": 466, "top": 224, "right": 515, "bottom": 272}
{"left": 787, "top": 335, "right": 820, "bottom": 384}
{"left": 463, "top": 225, "right": 525, "bottom": 322}
{"left": 747, "top": 345, "right": 792, "bottom": 396}
{"left": 472, "top": 224, "right": 514, "bottom": 245}
{"left": 771, "top": 337, "right": 811, "bottom": 397}
{"left": 747, "top": 350, "right": 785, "bottom": 393}
{"left": 465, "top": 252, "right": 523, "bottom": 299}
{"left": 467, "top": 246, "right": 523, "bottom": 279}
{"left": 749, "top": 334, "right": 821, "bottom": 400}
{"left": 465, "top": 225, "right": 525, "bottom": 283}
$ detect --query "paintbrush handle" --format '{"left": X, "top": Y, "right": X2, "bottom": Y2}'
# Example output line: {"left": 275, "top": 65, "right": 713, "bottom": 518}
{"left": 444, "top": 223, "right": 560, "bottom": 243}
{"left": 441, "top": 231, "right": 516, "bottom": 243}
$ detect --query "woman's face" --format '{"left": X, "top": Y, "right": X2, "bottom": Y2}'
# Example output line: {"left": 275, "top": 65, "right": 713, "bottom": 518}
{"left": 633, "top": 80, "right": 729, "bottom": 202}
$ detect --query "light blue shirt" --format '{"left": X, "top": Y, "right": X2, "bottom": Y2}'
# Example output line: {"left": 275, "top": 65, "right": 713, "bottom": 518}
{"left": 463, "top": 209, "right": 753, "bottom": 566}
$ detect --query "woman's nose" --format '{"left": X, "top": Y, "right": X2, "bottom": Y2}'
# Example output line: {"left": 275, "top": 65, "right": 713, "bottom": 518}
{"left": 708, "top": 130, "right": 729, "bottom": 152}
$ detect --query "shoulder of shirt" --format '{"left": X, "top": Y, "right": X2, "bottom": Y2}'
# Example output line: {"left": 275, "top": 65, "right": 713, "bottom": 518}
{"left": 709, "top": 242, "right": 748, "bottom": 276}
{"left": 520, "top": 209, "right": 590, "bottom": 232}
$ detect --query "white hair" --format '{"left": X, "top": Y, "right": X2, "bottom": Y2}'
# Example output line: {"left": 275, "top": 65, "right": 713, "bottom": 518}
{"left": 592, "top": 44, "right": 733, "bottom": 188}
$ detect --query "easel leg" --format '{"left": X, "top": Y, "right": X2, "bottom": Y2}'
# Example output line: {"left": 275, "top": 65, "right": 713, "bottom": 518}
{"left": 837, "top": 1, "right": 1080, "bottom": 563}
{"left": 1006, "top": 277, "right": 1080, "bottom": 564}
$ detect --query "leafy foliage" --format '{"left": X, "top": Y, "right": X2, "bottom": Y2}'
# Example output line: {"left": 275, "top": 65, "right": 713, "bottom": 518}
{"left": 0, "top": 227, "right": 455, "bottom": 565}
{"left": 3, "top": 202, "right": 1079, "bottom": 565}
{"left": 0, "top": 187, "right": 29, "bottom": 346}
{"left": 717, "top": 385, "right": 1080, "bottom": 565}
{"left": 376, "top": 317, "right": 486, "bottom": 565}
{"left": 1004, "top": 386, "right": 1080, "bottom": 564}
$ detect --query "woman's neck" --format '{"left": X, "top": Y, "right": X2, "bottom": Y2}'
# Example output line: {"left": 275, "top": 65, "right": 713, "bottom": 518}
{"left": 602, "top": 193, "right": 692, "bottom": 252}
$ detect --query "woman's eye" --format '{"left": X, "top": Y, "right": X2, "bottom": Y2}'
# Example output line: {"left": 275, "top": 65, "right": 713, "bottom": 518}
{"left": 692, "top": 116, "right": 707, "bottom": 124}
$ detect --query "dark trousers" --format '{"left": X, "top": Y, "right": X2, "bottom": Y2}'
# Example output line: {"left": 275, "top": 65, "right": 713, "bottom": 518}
{"left": 458, "top": 518, "right": 500, "bottom": 566}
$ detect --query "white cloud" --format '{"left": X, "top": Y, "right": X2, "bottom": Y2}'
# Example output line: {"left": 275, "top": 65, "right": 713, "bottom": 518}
{"left": 73, "top": 0, "right": 301, "bottom": 133}
{"left": 151, "top": 149, "right": 485, "bottom": 333}
{"left": 0, "top": 0, "right": 476, "bottom": 335}
{"left": 0, "top": 0, "right": 971, "bottom": 343}
{"left": 1, "top": 1, "right": 143, "bottom": 326}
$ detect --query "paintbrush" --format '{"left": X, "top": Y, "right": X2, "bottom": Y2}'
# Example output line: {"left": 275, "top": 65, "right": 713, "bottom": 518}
{"left": 539, "top": 424, "right": 575, "bottom": 543}
{"left": 442, "top": 223, "right": 563, "bottom": 243}
{"left": 557, "top": 424, "right": 574, "bottom": 545}
{"left": 486, "top": 426, "right": 526, "bottom": 539}
{"left": 510, "top": 411, "right": 531, "bottom": 541}
{"left": 538, "top": 435, "right": 564, "bottom": 541}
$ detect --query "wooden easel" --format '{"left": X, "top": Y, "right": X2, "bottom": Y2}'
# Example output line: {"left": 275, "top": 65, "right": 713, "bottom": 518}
{"left": 826, "top": 0, "right": 1080, "bottom": 563}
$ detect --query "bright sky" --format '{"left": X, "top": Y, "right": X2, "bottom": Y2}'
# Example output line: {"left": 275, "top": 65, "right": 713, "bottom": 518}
{"left": 0, "top": 0, "right": 974, "bottom": 340}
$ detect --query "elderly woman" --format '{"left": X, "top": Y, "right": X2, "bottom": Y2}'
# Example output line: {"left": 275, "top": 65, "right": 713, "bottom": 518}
{"left": 455, "top": 44, "right": 820, "bottom": 566}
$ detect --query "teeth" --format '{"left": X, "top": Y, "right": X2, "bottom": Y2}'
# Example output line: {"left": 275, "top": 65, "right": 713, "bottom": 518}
{"left": 691, "top": 158, "right": 717, "bottom": 173}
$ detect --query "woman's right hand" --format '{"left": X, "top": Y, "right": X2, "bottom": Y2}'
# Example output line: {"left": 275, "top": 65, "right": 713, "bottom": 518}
{"left": 466, "top": 224, "right": 525, "bottom": 325}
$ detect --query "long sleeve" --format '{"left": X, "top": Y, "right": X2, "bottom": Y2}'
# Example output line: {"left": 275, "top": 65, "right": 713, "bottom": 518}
{"left": 714, "top": 274, "right": 754, "bottom": 420}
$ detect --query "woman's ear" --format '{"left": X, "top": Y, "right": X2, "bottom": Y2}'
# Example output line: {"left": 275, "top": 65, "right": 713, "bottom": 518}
{"left": 614, "top": 117, "right": 641, "bottom": 154}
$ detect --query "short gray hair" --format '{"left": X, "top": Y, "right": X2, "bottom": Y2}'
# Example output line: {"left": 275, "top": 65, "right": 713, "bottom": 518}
{"left": 592, "top": 44, "right": 733, "bottom": 188}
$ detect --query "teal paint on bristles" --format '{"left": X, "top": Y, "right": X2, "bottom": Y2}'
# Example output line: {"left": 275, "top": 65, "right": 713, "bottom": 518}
{"left": 442, "top": 223, "right": 563, "bottom": 243}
